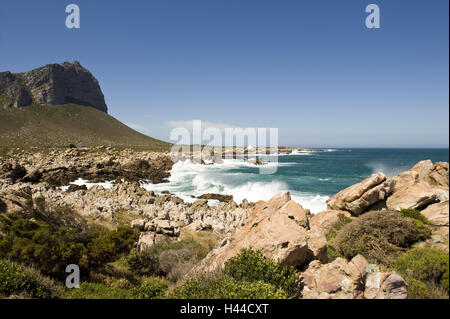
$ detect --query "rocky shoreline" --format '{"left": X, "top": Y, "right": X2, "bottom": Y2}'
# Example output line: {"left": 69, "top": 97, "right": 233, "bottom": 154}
{"left": 0, "top": 148, "right": 448, "bottom": 299}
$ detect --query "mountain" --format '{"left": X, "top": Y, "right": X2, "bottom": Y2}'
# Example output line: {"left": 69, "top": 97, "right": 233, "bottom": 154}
{"left": 0, "top": 61, "right": 107, "bottom": 112}
{"left": 0, "top": 62, "right": 171, "bottom": 153}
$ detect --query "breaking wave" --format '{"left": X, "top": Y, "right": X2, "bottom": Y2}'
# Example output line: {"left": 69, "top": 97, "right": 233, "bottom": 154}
{"left": 141, "top": 159, "right": 328, "bottom": 213}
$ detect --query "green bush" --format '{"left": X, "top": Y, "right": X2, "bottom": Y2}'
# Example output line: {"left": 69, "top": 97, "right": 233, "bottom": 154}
{"left": 127, "top": 238, "right": 212, "bottom": 282}
{"left": 334, "top": 210, "right": 431, "bottom": 265}
{"left": 326, "top": 244, "right": 343, "bottom": 262}
{"left": 169, "top": 275, "right": 287, "bottom": 299}
{"left": 223, "top": 248, "right": 301, "bottom": 296}
{"left": 399, "top": 208, "right": 432, "bottom": 225}
{"left": 128, "top": 278, "right": 168, "bottom": 299}
{"left": 335, "top": 213, "right": 353, "bottom": 228}
{"left": 0, "top": 213, "right": 138, "bottom": 279}
{"left": 395, "top": 247, "right": 449, "bottom": 299}
{"left": 0, "top": 259, "right": 53, "bottom": 298}
{"left": 87, "top": 225, "right": 138, "bottom": 270}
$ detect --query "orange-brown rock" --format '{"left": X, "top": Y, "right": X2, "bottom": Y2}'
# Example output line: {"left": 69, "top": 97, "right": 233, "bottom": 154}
{"left": 326, "top": 173, "right": 394, "bottom": 215}
{"left": 300, "top": 255, "right": 368, "bottom": 299}
{"left": 420, "top": 201, "right": 449, "bottom": 238}
{"left": 387, "top": 160, "right": 449, "bottom": 210}
{"left": 188, "top": 192, "right": 326, "bottom": 276}
{"left": 386, "top": 180, "right": 448, "bottom": 211}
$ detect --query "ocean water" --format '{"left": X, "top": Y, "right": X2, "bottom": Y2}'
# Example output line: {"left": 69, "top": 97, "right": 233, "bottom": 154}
{"left": 142, "top": 148, "right": 449, "bottom": 214}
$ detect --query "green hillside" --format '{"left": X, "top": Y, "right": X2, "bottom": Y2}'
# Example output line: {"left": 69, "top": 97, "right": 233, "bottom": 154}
{"left": 0, "top": 102, "right": 171, "bottom": 153}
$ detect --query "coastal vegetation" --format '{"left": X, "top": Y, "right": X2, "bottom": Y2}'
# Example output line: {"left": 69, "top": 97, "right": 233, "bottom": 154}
{"left": 333, "top": 210, "right": 431, "bottom": 266}
{"left": 324, "top": 209, "right": 448, "bottom": 299}
{"left": 395, "top": 248, "right": 449, "bottom": 299}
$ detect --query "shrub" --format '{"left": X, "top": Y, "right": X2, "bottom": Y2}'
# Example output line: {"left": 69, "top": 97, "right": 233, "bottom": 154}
{"left": 168, "top": 275, "right": 287, "bottom": 299}
{"left": 395, "top": 247, "right": 449, "bottom": 299}
{"left": 325, "top": 213, "right": 353, "bottom": 262}
{"left": 406, "top": 277, "right": 432, "bottom": 299}
{"left": 0, "top": 259, "right": 56, "bottom": 298}
{"left": 223, "top": 248, "right": 301, "bottom": 296}
{"left": 127, "top": 233, "right": 217, "bottom": 282}
{"left": 334, "top": 210, "right": 431, "bottom": 265}
{"left": 0, "top": 214, "right": 87, "bottom": 278}
{"left": 0, "top": 213, "right": 138, "bottom": 279}
{"left": 126, "top": 248, "right": 158, "bottom": 276}
{"left": 335, "top": 213, "right": 353, "bottom": 229}
{"left": 400, "top": 208, "right": 432, "bottom": 225}
{"left": 128, "top": 278, "right": 168, "bottom": 299}
{"left": 87, "top": 225, "right": 138, "bottom": 270}
{"left": 22, "top": 265, "right": 64, "bottom": 298}
{"left": 326, "top": 244, "right": 343, "bottom": 262}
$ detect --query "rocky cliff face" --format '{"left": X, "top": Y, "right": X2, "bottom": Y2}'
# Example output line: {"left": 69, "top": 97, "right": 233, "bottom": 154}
{"left": 0, "top": 61, "right": 107, "bottom": 112}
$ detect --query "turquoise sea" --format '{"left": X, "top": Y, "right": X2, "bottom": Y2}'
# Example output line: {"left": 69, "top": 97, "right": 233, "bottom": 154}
{"left": 143, "top": 148, "right": 449, "bottom": 213}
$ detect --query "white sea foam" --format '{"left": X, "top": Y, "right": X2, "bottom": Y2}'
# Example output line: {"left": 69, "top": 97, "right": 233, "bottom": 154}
{"left": 291, "top": 193, "right": 329, "bottom": 214}
{"left": 365, "top": 162, "right": 409, "bottom": 178}
{"left": 141, "top": 159, "right": 328, "bottom": 214}
{"left": 290, "top": 150, "right": 313, "bottom": 155}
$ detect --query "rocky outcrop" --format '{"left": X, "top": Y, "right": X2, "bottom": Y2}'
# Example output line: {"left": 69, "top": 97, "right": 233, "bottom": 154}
{"left": 1, "top": 148, "right": 173, "bottom": 186}
{"left": 364, "top": 270, "right": 408, "bottom": 299}
{"left": 420, "top": 201, "right": 449, "bottom": 238}
{"left": 0, "top": 148, "right": 255, "bottom": 237}
{"left": 132, "top": 219, "right": 181, "bottom": 250}
{"left": 0, "top": 61, "right": 107, "bottom": 112}
{"left": 300, "top": 255, "right": 408, "bottom": 299}
{"left": 386, "top": 161, "right": 449, "bottom": 211}
{"left": 0, "top": 71, "right": 32, "bottom": 107}
{"left": 300, "top": 255, "right": 368, "bottom": 299}
{"left": 326, "top": 173, "right": 394, "bottom": 215}
{"left": 326, "top": 160, "right": 449, "bottom": 215}
{"left": 188, "top": 192, "right": 326, "bottom": 276}
{"left": 386, "top": 180, "right": 448, "bottom": 211}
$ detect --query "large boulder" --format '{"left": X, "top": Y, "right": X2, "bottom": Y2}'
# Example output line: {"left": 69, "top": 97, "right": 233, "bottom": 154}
{"left": 364, "top": 271, "right": 408, "bottom": 299}
{"left": 188, "top": 192, "right": 327, "bottom": 276}
{"left": 410, "top": 160, "right": 449, "bottom": 188}
{"left": 326, "top": 160, "right": 448, "bottom": 215}
{"left": 386, "top": 161, "right": 449, "bottom": 211}
{"left": 300, "top": 255, "right": 368, "bottom": 299}
{"left": 326, "top": 173, "right": 394, "bottom": 215}
{"left": 386, "top": 180, "right": 448, "bottom": 210}
{"left": 428, "top": 162, "right": 449, "bottom": 187}
{"left": 420, "top": 201, "right": 449, "bottom": 238}
{"left": 300, "top": 256, "right": 408, "bottom": 299}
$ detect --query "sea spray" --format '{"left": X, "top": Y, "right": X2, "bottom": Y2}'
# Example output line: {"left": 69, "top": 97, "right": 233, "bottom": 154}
{"left": 141, "top": 158, "right": 330, "bottom": 213}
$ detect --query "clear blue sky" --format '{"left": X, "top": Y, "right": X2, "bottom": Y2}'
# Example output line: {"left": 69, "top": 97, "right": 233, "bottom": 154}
{"left": 1, "top": 0, "right": 448, "bottom": 148}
